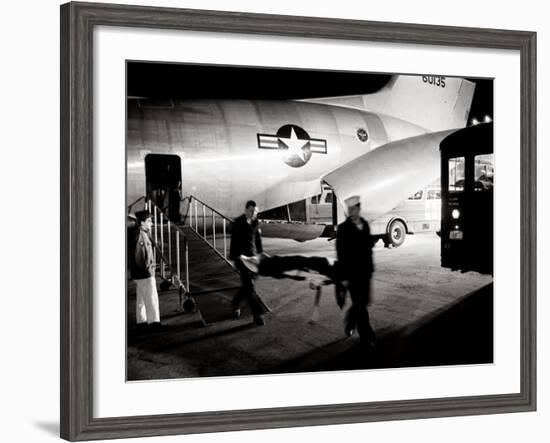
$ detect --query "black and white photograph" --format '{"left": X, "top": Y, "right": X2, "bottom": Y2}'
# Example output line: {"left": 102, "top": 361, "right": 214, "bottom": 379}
{"left": 125, "top": 62, "right": 494, "bottom": 380}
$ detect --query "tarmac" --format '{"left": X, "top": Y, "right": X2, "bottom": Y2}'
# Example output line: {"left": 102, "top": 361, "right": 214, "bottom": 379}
{"left": 127, "top": 232, "right": 493, "bottom": 381}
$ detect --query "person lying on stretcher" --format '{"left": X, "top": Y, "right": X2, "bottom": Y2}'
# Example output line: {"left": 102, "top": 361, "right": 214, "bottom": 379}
{"left": 237, "top": 253, "right": 347, "bottom": 310}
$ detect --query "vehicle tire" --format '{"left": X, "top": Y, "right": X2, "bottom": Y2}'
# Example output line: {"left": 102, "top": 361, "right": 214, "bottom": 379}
{"left": 387, "top": 220, "right": 406, "bottom": 248}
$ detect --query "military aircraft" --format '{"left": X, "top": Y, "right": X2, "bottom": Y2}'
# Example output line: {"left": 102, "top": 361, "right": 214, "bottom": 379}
{"left": 127, "top": 74, "right": 474, "bottom": 241}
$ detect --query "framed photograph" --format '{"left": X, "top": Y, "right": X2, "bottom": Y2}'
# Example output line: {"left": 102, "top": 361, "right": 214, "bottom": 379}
{"left": 60, "top": 1, "right": 536, "bottom": 441}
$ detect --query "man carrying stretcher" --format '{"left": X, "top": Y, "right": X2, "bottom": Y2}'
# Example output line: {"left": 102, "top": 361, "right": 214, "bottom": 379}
{"left": 233, "top": 196, "right": 376, "bottom": 348}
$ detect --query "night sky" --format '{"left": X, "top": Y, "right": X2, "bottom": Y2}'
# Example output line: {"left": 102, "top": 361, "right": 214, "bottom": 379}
{"left": 127, "top": 62, "right": 493, "bottom": 123}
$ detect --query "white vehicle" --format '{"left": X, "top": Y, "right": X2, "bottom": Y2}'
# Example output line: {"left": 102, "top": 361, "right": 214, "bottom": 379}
{"left": 307, "top": 184, "right": 337, "bottom": 225}
{"left": 306, "top": 183, "right": 441, "bottom": 247}
{"left": 370, "top": 184, "right": 441, "bottom": 247}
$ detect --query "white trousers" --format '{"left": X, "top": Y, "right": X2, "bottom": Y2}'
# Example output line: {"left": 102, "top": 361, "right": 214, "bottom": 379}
{"left": 134, "top": 277, "right": 160, "bottom": 324}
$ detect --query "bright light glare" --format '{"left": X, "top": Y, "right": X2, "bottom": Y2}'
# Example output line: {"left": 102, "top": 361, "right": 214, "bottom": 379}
{"left": 452, "top": 209, "right": 460, "bottom": 219}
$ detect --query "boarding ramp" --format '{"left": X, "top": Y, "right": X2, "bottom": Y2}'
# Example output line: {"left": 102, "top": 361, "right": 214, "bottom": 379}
{"left": 182, "top": 195, "right": 270, "bottom": 322}
{"left": 127, "top": 196, "right": 269, "bottom": 326}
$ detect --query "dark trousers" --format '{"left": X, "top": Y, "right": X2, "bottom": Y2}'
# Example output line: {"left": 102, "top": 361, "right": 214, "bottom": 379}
{"left": 345, "top": 278, "right": 375, "bottom": 344}
{"left": 232, "top": 260, "right": 263, "bottom": 319}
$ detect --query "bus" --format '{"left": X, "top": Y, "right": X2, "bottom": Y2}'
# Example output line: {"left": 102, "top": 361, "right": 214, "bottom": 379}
{"left": 440, "top": 122, "right": 493, "bottom": 274}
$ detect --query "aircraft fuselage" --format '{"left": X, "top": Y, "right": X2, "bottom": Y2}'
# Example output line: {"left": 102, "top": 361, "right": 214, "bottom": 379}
{"left": 127, "top": 98, "right": 427, "bottom": 217}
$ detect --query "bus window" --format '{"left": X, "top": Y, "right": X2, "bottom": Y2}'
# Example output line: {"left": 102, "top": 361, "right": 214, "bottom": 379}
{"left": 474, "top": 154, "right": 494, "bottom": 192}
{"left": 325, "top": 192, "right": 333, "bottom": 204}
{"left": 408, "top": 190, "right": 423, "bottom": 200}
{"left": 427, "top": 189, "right": 441, "bottom": 200}
{"left": 448, "top": 157, "right": 465, "bottom": 191}
{"left": 311, "top": 194, "right": 321, "bottom": 204}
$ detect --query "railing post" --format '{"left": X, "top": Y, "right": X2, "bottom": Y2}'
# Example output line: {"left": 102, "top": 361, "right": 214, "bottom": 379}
{"left": 194, "top": 199, "right": 198, "bottom": 231}
{"left": 212, "top": 210, "right": 216, "bottom": 250}
{"left": 160, "top": 212, "right": 164, "bottom": 278}
{"left": 176, "top": 230, "right": 181, "bottom": 283}
{"left": 167, "top": 220, "right": 171, "bottom": 273}
{"left": 203, "top": 204, "right": 206, "bottom": 239}
{"left": 189, "top": 198, "right": 193, "bottom": 228}
{"left": 185, "top": 238, "right": 190, "bottom": 293}
{"left": 153, "top": 204, "right": 158, "bottom": 266}
{"left": 223, "top": 218, "right": 227, "bottom": 259}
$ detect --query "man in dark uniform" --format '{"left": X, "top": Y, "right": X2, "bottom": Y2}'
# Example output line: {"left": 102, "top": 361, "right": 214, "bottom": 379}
{"left": 130, "top": 210, "right": 161, "bottom": 331}
{"left": 229, "top": 200, "right": 266, "bottom": 326}
{"left": 336, "top": 196, "right": 376, "bottom": 347}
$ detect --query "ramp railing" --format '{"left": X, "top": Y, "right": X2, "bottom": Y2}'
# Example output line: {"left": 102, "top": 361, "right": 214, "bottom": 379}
{"left": 149, "top": 199, "right": 190, "bottom": 294}
{"left": 186, "top": 195, "right": 234, "bottom": 267}
{"left": 128, "top": 197, "right": 190, "bottom": 296}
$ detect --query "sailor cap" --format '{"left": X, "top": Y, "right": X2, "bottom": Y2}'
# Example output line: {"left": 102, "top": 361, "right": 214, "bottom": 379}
{"left": 344, "top": 195, "right": 361, "bottom": 207}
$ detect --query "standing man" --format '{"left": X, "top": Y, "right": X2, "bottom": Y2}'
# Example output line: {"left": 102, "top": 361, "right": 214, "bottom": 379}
{"left": 130, "top": 210, "right": 161, "bottom": 331}
{"left": 229, "top": 200, "right": 266, "bottom": 326}
{"left": 336, "top": 196, "right": 376, "bottom": 347}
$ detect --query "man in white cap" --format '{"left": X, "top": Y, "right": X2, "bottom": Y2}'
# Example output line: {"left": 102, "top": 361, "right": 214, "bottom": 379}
{"left": 336, "top": 195, "right": 376, "bottom": 347}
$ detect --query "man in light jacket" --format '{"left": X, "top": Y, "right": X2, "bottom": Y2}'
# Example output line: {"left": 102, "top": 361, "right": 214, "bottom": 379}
{"left": 130, "top": 210, "right": 161, "bottom": 330}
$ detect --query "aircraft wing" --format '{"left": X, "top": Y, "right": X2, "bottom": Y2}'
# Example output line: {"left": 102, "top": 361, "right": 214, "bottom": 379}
{"left": 322, "top": 129, "right": 457, "bottom": 221}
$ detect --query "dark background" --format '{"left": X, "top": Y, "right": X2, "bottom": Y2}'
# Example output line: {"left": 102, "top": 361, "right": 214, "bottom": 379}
{"left": 127, "top": 62, "right": 493, "bottom": 123}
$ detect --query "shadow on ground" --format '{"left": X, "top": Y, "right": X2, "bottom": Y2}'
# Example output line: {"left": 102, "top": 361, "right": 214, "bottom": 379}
{"left": 262, "top": 283, "right": 493, "bottom": 374}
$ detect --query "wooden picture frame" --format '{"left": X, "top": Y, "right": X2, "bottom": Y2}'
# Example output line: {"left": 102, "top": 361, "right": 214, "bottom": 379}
{"left": 60, "top": 1, "right": 536, "bottom": 440}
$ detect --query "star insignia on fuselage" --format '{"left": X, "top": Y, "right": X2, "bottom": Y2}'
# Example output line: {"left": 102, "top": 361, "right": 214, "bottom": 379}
{"left": 278, "top": 127, "right": 310, "bottom": 162}
{"left": 257, "top": 124, "right": 327, "bottom": 168}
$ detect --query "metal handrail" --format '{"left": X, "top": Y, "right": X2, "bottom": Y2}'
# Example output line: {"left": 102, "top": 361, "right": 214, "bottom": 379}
{"left": 188, "top": 195, "right": 233, "bottom": 222}
{"left": 130, "top": 195, "right": 238, "bottom": 297}
{"left": 131, "top": 198, "right": 191, "bottom": 298}
{"left": 187, "top": 195, "right": 234, "bottom": 266}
